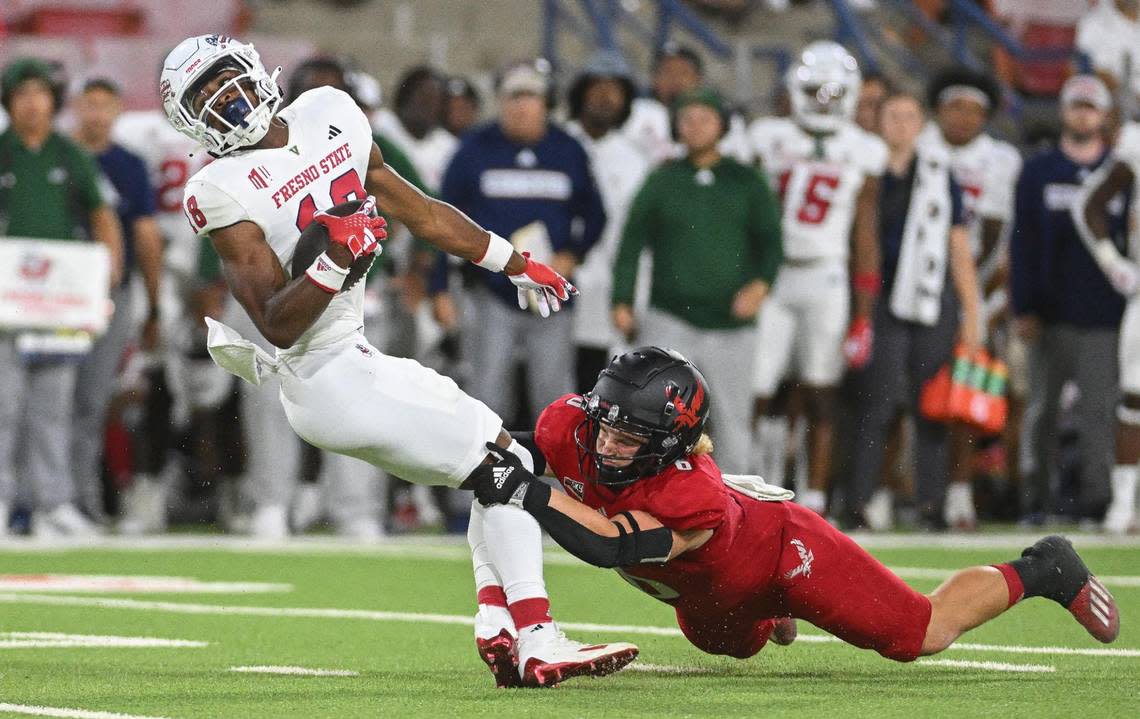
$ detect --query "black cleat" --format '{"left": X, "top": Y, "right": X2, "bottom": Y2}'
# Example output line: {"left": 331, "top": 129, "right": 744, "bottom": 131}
{"left": 1023, "top": 535, "right": 1120, "bottom": 643}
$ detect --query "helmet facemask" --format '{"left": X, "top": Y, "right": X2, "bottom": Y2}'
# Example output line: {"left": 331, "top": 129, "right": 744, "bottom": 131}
{"left": 574, "top": 391, "right": 694, "bottom": 488}
{"left": 162, "top": 36, "right": 282, "bottom": 157}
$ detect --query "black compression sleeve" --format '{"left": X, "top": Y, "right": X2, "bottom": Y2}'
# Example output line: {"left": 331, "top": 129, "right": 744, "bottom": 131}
{"left": 508, "top": 430, "right": 548, "bottom": 476}
{"left": 529, "top": 504, "right": 674, "bottom": 569}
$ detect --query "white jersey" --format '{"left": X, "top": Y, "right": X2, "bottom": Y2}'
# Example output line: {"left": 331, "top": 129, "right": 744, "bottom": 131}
{"left": 750, "top": 116, "right": 887, "bottom": 262}
{"left": 917, "top": 123, "right": 1021, "bottom": 254}
{"left": 564, "top": 121, "right": 650, "bottom": 348}
{"left": 371, "top": 108, "right": 457, "bottom": 193}
{"left": 113, "top": 110, "right": 212, "bottom": 278}
{"left": 183, "top": 87, "right": 374, "bottom": 352}
{"left": 1107, "top": 122, "right": 1140, "bottom": 261}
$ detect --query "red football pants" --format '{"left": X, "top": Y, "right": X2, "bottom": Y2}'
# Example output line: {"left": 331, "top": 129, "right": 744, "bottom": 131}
{"left": 677, "top": 501, "right": 932, "bottom": 662}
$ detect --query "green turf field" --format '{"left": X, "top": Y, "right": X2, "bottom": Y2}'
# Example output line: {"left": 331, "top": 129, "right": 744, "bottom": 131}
{"left": 0, "top": 535, "right": 1136, "bottom": 718}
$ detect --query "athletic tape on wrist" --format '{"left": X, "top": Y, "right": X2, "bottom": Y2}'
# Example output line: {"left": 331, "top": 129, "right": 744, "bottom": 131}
{"left": 304, "top": 251, "right": 350, "bottom": 293}
{"left": 474, "top": 232, "right": 514, "bottom": 273}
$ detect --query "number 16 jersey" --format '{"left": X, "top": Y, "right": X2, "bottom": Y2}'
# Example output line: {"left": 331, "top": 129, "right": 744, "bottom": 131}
{"left": 749, "top": 117, "right": 886, "bottom": 262}
{"left": 182, "top": 86, "right": 374, "bottom": 351}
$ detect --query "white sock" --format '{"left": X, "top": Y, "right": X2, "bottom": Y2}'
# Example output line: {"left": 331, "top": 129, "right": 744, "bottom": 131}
{"left": 483, "top": 503, "right": 548, "bottom": 605}
{"left": 1111, "top": 465, "right": 1138, "bottom": 509}
{"left": 467, "top": 500, "right": 503, "bottom": 593}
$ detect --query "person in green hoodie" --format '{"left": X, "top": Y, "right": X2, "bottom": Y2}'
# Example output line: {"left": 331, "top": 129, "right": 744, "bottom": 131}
{"left": 611, "top": 86, "right": 782, "bottom": 473}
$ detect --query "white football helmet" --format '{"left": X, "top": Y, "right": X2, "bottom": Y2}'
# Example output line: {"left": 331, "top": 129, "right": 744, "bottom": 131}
{"left": 159, "top": 35, "right": 282, "bottom": 157}
{"left": 786, "top": 40, "right": 861, "bottom": 134}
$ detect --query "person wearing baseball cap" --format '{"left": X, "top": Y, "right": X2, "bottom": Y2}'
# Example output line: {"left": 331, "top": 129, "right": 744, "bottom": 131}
{"left": 1011, "top": 73, "right": 1126, "bottom": 530}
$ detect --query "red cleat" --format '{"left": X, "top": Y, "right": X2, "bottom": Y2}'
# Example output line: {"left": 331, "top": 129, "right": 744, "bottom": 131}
{"left": 1067, "top": 574, "right": 1120, "bottom": 644}
{"left": 476, "top": 628, "right": 521, "bottom": 688}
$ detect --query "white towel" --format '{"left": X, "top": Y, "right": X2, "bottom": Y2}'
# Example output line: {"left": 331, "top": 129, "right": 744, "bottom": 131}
{"left": 889, "top": 147, "right": 953, "bottom": 326}
{"left": 722, "top": 473, "right": 795, "bottom": 502}
{"left": 204, "top": 316, "right": 279, "bottom": 386}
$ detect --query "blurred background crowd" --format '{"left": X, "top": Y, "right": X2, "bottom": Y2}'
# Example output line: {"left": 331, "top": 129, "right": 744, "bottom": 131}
{"left": 1, "top": 0, "right": 1139, "bottom": 540}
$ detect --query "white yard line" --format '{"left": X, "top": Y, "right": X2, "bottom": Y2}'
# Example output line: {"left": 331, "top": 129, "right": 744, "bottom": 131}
{"left": 626, "top": 663, "right": 714, "bottom": 674}
{"left": 0, "top": 575, "right": 291, "bottom": 594}
{"left": 916, "top": 659, "right": 1056, "bottom": 673}
{"left": 1, "top": 592, "right": 1137, "bottom": 659}
{"left": 228, "top": 665, "right": 359, "bottom": 677}
{"left": 0, "top": 632, "right": 206, "bottom": 650}
{"left": 0, "top": 703, "right": 172, "bottom": 719}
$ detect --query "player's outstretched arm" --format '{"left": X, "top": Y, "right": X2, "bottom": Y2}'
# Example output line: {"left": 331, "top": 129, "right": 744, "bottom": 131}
{"left": 468, "top": 443, "right": 711, "bottom": 567}
{"left": 1073, "top": 159, "right": 1140, "bottom": 296}
{"left": 209, "top": 220, "right": 346, "bottom": 348}
{"left": 365, "top": 143, "right": 577, "bottom": 316}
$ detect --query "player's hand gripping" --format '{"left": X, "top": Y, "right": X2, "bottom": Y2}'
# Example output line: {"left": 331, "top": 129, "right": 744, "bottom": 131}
{"left": 507, "top": 251, "right": 579, "bottom": 317}
{"left": 471, "top": 442, "right": 543, "bottom": 510}
{"left": 313, "top": 195, "right": 388, "bottom": 261}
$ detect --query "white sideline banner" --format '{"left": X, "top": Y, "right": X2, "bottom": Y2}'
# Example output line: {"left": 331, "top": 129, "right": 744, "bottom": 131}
{"left": 0, "top": 237, "right": 110, "bottom": 333}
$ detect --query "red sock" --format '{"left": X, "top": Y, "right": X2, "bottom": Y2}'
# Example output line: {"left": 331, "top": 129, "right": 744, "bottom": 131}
{"left": 508, "top": 597, "right": 552, "bottom": 630}
{"left": 992, "top": 563, "right": 1025, "bottom": 607}
{"left": 477, "top": 585, "right": 507, "bottom": 608}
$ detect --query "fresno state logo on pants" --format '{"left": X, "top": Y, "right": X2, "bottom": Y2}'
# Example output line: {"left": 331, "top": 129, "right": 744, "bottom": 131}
{"left": 784, "top": 538, "right": 814, "bottom": 580}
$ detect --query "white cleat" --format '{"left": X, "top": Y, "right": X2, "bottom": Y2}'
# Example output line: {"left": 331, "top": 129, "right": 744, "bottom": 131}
{"left": 943, "top": 482, "right": 977, "bottom": 531}
{"left": 33, "top": 503, "right": 102, "bottom": 539}
{"left": 863, "top": 488, "right": 894, "bottom": 532}
{"left": 290, "top": 484, "right": 324, "bottom": 534}
{"left": 335, "top": 516, "right": 386, "bottom": 542}
{"left": 249, "top": 504, "right": 289, "bottom": 540}
{"left": 117, "top": 477, "right": 168, "bottom": 536}
{"left": 515, "top": 623, "right": 638, "bottom": 688}
{"left": 1103, "top": 469, "right": 1137, "bottom": 535}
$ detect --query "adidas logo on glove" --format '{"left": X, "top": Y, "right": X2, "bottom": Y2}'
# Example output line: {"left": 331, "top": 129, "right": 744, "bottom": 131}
{"left": 492, "top": 466, "right": 514, "bottom": 490}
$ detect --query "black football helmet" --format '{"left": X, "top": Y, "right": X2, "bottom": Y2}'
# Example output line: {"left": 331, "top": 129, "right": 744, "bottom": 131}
{"left": 575, "top": 346, "right": 711, "bottom": 487}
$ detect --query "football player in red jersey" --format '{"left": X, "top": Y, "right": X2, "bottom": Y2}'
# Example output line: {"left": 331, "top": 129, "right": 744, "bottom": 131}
{"left": 474, "top": 347, "right": 1121, "bottom": 662}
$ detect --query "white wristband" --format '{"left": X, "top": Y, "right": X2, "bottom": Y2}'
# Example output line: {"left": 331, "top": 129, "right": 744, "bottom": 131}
{"left": 304, "top": 251, "right": 350, "bottom": 293}
{"left": 473, "top": 232, "right": 514, "bottom": 272}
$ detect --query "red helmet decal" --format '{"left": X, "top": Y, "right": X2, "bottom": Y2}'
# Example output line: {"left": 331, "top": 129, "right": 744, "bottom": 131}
{"left": 667, "top": 381, "right": 704, "bottom": 430}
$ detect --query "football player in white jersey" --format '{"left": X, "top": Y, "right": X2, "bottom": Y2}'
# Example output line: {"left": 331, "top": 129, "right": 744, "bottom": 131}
{"left": 160, "top": 35, "right": 637, "bottom": 687}
{"left": 1073, "top": 123, "right": 1140, "bottom": 534}
{"left": 748, "top": 41, "right": 886, "bottom": 515}
{"left": 917, "top": 68, "right": 1022, "bottom": 529}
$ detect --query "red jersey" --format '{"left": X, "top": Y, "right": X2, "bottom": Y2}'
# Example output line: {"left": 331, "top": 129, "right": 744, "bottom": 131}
{"left": 535, "top": 394, "right": 787, "bottom": 614}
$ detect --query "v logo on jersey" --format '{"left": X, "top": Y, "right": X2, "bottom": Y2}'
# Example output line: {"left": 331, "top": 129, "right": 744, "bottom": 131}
{"left": 784, "top": 539, "right": 814, "bottom": 580}
{"left": 328, "top": 125, "right": 342, "bottom": 140}
{"left": 491, "top": 466, "right": 514, "bottom": 490}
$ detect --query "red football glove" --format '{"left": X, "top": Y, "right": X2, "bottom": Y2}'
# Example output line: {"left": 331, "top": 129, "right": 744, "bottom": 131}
{"left": 843, "top": 316, "right": 873, "bottom": 370}
{"left": 506, "top": 251, "right": 579, "bottom": 317}
{"left": 313, "top": 195, "right": 388, "bottom": 261}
